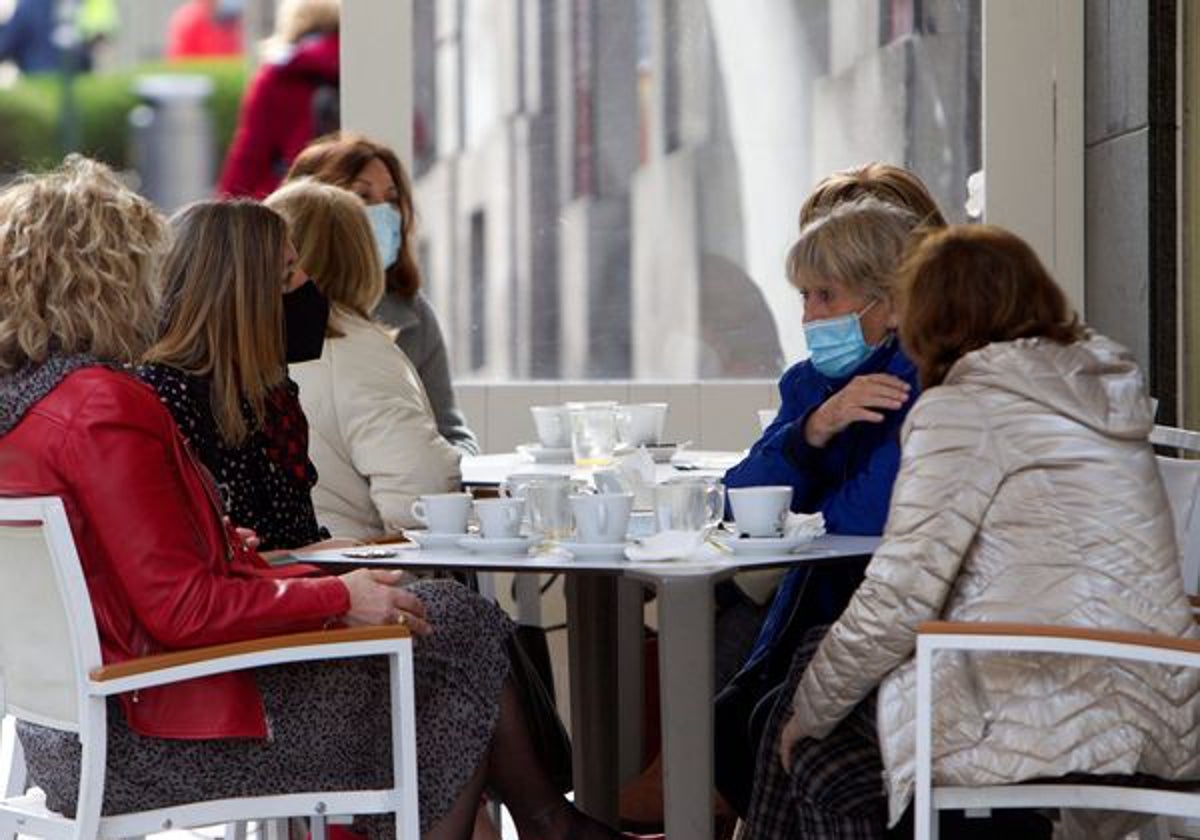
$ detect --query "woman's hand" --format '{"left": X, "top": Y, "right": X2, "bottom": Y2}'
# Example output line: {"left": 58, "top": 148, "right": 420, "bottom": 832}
{"left": 779, "top": 711, "right": 811, "bottom": 772}
{"left": 339, "top": 568, "right": 432, "bottom": 635}
{"left": 804, "top": 373, "right": 911, "bottom": 448}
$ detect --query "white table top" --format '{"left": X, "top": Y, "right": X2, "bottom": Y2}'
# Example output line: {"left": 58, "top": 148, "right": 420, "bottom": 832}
{"left": 461, "top": 449, "right": 742, "bottom": 487}
{"left": 291, "top": 533, "right": 880, "bottom": 578}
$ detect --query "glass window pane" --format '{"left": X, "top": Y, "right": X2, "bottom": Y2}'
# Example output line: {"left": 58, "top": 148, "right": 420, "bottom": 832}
{"left": 412, "top": 0, "right": 981, "bottom": 381}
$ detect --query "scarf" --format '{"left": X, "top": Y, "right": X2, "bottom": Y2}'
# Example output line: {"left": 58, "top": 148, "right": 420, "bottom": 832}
{"left": 0, "top": 354, "right": 106, "bottom": 438}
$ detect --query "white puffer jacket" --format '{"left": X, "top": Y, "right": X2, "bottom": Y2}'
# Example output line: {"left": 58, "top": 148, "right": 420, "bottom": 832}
{"left": 290, "top": 310, "right": 462, "bottom": 539}
{"left": 790, "top": 334, "right": 1200, "bottom": 828}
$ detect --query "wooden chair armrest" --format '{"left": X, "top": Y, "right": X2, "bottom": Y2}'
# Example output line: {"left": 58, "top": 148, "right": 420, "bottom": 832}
{"left": 917, "top": 620, "right": 1200, "bottom": 656}
{"left": 1188, "top": 594, "right": 1200, "bottom": 609}
{"left": 91, "top": 625, "right": 410, "bottom": 682}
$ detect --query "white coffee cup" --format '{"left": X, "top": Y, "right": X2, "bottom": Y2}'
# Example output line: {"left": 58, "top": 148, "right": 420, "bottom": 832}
{"left": 654, "top": 478, "right": 724, "bottom": 533}
{"left": 757, "top": 408, "right": 778, "bottom": 432}
{"left": 728, "top": 486, "right": 792, "bottom": 537}
{"left": 410, "top": 492, "right": 472, "bottom": 534}
{"left": 570, "top": 492, "right": 634, "bottom": 544}
{"left": 530, "top": 405, "right": 571, "bottom": 448}
{"left": 474, "top": 497, "right": 526, "bottom": 539}
{"left": 617, "top": 403, "right": 669, "bottom": 446}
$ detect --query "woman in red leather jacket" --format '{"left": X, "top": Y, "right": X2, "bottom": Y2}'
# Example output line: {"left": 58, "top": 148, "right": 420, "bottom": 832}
{"left": 0, "top": 157, "right": 633, "bottom": 840}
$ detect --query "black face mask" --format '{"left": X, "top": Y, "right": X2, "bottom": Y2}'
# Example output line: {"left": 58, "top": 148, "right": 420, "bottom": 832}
{"left": 282, "top": 280, "right": 330, "bottom": 363}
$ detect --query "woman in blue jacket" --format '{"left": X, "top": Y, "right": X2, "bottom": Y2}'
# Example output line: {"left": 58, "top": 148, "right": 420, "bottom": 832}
{"left": 714, "top": 169, "right": 946, "bottom": 816}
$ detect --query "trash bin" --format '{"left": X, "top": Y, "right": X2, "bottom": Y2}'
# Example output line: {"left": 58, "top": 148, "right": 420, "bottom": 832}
{"left": 129, "top": 74, "right": 214, "bottom": 211}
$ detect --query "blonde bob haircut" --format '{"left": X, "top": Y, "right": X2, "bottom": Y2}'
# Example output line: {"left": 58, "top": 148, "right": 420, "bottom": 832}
{"left": 0, "top": 155, "right": 166, "bottom": 373}
{"left": 787, "top": 195, "right": 922, "bottom": 303}
{"left": 144, "top": 200, "right": 290, "bottom": 446}
{"left": 265, "top": 178, "right": 384, "bottom": 333}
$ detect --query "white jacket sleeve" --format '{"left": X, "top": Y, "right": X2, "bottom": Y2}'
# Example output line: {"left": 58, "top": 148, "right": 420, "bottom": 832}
{"left": 330, "top": 325, "right": 462, "bottom": 533}
{"left": 791, "top": 387, "right": 1007, "bottom": 737}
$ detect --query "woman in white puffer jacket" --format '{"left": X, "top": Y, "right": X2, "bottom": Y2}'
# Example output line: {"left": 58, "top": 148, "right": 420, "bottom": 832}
{"left": 745, "top": 224, "right": 1200, "bottom": 840}
{"left": 267, "top": 179, "right": 462, "bottom": 540}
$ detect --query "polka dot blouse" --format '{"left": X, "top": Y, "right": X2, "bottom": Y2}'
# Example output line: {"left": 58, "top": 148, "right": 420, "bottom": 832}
{"left": 137, "top": 364, "right": 328, "bottom": 551}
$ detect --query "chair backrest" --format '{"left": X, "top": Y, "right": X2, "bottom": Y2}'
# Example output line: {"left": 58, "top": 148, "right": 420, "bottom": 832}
{"left": 1156, "top": 456, "right": 1200, "bottom": 597}
{"left": 1151, "top": 424, "right": 1200, "bottom": 454}
{"left": 0, "top": 497, "right": 102, "bottom": 731}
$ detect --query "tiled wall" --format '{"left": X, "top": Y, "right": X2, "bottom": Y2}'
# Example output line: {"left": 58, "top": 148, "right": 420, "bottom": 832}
{"left": 456, "top": 380, "right": 781, "bottom": 454}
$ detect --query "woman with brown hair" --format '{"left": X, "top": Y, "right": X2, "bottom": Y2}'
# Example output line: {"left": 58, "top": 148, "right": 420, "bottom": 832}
{"left": 264, "top": 178, "right": 461, "bottom": 538}
{"left": 744, "top": 225, "right": 1200, "bottom": 839}
{"left": 139, "top": 199, "right": 333, "bottom": 551}
{"left": 286, "top": 132, "right": 479, "bottom": 454}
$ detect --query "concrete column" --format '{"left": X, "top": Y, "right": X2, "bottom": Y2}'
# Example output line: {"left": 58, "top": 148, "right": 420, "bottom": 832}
{"left": 341, "top": 0, "right": 412, "bottom": 167}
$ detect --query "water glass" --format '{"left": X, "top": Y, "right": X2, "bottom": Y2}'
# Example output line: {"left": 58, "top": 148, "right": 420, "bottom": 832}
{"left": 569, "top": 405, "right": 620, "bottom": 467}
{"left": 525, "top": 478, "right": 576, "bottom": 540}
{"left": 653, "top": 478, "right": 724, "bottom": 532}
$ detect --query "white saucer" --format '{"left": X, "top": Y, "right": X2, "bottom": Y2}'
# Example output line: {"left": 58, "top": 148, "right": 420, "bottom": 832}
{"left": 517, "top": 442, "right": 574, "bottom": 464}
{"left": 458, "top": 534, "right": 536, "bottom": 555}
{"left": 559, "top": 539, "right": 629, "bottom": 558}
{"left": 713, "top": 533, "right": 816, "bottom": 556}
{"left": 403, "top": 529, "right": 471, "bottom": 549}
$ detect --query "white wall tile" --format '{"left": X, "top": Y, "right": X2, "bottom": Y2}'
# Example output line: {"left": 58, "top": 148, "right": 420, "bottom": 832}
{"left": 485, "top": 383, "right": 561, "bottom": 452}
{"left": 699, "top": 382, "right": 768, "bottom": 450}
{"left": 557, "top": 382, "right": 631, "bottom": 405}
{"left": 456, "top": 384, "right": 489, "bottom": 452}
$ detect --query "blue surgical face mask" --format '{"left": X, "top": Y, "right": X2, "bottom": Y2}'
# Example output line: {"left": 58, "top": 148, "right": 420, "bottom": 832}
{"left": 803, "top": 299, "right": 879, "bottom": 378}
{"left": 364, "top": 202, "right": 402, "bottom": 270}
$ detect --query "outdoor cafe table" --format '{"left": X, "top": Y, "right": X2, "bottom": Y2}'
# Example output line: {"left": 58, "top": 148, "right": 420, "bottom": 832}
{"left": 294, "top": 534, "right": 881, "bottom": 840}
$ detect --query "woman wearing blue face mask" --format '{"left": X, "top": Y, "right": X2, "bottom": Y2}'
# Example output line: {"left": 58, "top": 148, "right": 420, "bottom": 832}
{"left": 725, "top": 195, "right": 927, "bottom": 534}
{"left": 286, "top": 133, "right": 481, "bottom": 455}
{"left": 712, "top": 191, "right": 940, "bottom": 819}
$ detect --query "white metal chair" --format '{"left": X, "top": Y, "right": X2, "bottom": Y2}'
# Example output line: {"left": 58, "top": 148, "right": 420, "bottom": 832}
{"left": 914, "top": 621, "right": 1200, "bottom": 840}
{"left": 0, "top": 496, "right": 420, "bottom": 840}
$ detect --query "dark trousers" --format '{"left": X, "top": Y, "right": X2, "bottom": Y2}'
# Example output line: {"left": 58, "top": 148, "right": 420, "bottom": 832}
{"left": 714, "top": 559, "right": 871, "bottom": 816}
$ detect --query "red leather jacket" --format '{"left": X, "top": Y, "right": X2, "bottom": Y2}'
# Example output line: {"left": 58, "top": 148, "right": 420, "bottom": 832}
{"left": 0, "top": 367, "right": 349, "bottom": 739}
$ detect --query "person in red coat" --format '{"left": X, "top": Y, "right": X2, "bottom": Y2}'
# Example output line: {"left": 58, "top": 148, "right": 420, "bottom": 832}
{"left": 216, "top": 0, "right": 339, "bottom": 198}
{"left": 165, "top": 0, "right": 243, "bottom": 60}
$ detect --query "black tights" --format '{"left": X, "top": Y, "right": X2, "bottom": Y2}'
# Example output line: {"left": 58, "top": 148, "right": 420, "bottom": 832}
{"left": 425, "top": 678, "right": 620, "bottom": 840}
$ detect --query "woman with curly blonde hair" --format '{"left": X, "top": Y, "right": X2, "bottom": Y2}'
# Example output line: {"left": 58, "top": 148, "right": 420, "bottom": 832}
{"left": 0, "top": 156, "right": 162, "bottom": 375}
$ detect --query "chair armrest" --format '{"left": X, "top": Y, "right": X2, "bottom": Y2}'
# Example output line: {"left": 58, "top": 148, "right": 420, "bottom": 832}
{"left": 89, "top": 625, "right": 410, "bottom": 695}
{"left": 917, "top": 620, "right": 1200, "bottom": 658}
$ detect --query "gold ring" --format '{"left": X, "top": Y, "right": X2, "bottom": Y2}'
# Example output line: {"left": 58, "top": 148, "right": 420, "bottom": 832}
{"left": 395, "top": 613, "right": 407, "bottom": 626}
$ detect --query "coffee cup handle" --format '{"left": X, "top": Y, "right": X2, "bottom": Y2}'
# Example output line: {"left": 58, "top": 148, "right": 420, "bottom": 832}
{"left": 411, "top": 500, "right": 427, "bottom": 525}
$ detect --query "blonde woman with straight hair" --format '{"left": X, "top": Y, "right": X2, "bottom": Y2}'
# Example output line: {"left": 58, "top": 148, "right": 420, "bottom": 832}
{"left": 265, "top": 178, "right": 462, "bottom": 539}
{"left": 140, "top": 199, "right": 337, "bottom": 551}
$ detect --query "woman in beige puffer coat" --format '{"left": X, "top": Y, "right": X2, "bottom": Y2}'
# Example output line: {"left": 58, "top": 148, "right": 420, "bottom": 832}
{"left": 749, "top": 225, "right": 1200, "bottom": 840}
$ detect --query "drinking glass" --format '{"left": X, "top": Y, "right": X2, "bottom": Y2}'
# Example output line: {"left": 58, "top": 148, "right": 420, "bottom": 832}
{"left": 569, "top": 405, "right": 619, "bottom": 468}
{"left": 653, "top": 478, "right": 724, "bottom": 532}
{"left": 524, "top": 478, "right": 576, "bottom": 540}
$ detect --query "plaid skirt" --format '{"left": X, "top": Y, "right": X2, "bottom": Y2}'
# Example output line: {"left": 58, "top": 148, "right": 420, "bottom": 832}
{"left": 743, "top": 625, "right": 888, "bottom": 840}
